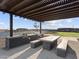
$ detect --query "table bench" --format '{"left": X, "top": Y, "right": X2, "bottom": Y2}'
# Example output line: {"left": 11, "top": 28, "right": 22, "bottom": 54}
{"left": 30, "top": 40, "right": 42, "bottom": 48}
{"left": 57, "top": 39, "right": 68, "bottom": 57}
{"left": 28, "top": 34, "right": 42, "bottom": 41}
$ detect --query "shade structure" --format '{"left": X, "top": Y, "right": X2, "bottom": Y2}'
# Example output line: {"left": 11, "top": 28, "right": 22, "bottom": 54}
{"left": 0, "top": 0, "right": 79, "bottom": 21}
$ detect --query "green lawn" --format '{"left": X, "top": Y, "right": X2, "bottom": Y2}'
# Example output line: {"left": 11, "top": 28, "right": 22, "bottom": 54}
{"left": 57, "top": 32, "right": 79, "bottom": 37}
{"left": 47, "top": 32, "right": 79, "bottom": 37}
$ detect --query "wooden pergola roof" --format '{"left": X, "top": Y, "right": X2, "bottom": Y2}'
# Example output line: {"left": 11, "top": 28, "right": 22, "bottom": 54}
{"left": 0, "top": 0, "right": 79, "bottom": 21}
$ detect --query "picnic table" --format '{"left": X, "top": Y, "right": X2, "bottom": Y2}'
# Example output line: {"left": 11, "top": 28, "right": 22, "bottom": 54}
{"left": 40, "top": 36, "right": 60, "bottom": 50}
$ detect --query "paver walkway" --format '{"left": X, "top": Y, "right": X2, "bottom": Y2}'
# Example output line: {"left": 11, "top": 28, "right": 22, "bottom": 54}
{"left": 0, "top": 36, "right": 79, "bottom": 59}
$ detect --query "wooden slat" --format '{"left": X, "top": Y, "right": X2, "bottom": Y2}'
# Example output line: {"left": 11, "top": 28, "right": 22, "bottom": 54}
{"left": 25, "top": 0, "right": 78, "bottom": 16}
{"left": 10, "top": 0, "right": 41, "bottom": 12}
{"left": 30, "top": 7, "right": 79, "bottom": 18}
{"left": 22, "top": 0, "right": 76, "bottom": 15}
{"left": 16, "top": 0, "right": 45, "bottom": 14}
{"left": 21, "top": 0, "right": 62, "bottom": 15}
{"left": 16, "top": 0, "right": 58, "bottom": 14}
{"left": 46, "top": 9, "right": 79, "bottom": 19}
{"left": 28, "top": 3, "right": 79, "bottom": 17}
{"left": 38, "top": 6, "right": 79, "bottom": 17}
{"left": 46, "top": 11, "right": 79, "bottom": 20}
{"left": 29, "top": 8, "right": 79, "bottom": 21}
{"left": 3, "top": 0, "right": 23, "bottom": 10}
{"left": 0, "top": 0, "right": 3, "bottom": 3}
{"left": 32, "top": 12, "right": 79, "bottom": 21}
{"left": 0, "top": 0, "right": 10, "bottom": 9}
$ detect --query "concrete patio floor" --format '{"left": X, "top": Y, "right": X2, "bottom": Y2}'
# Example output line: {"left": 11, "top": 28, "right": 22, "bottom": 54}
{"left": 0, "top": 37, "right": 79, "bottom": 59}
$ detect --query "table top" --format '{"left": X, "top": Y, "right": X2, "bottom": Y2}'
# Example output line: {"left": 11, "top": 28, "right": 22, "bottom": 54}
{"left": 40, "top": 36, "right": 60, "bottom": 42}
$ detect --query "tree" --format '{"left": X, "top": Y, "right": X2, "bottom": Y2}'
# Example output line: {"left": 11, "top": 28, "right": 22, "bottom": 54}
{"left": 34, "top": 22, "right": 39, "bottom": 31}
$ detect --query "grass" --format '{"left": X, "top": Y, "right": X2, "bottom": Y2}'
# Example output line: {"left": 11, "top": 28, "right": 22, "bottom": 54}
{"left": 47, "top": 32, "right": 79, "bottom": 37}
{"left": 57, "top": 32, "right": 79, "bottom": 37}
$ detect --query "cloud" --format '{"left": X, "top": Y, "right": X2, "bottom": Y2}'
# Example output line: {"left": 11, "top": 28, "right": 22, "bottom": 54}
{"left": 0, "top": 22, "right": 4, "bottom": 25}
{"left": 43, "top": 18, "right": 75, "bottom": 29}
{"left": 0, "top": 22, "right": 5, "bottom": 29}
{"left": 0, "top": 26, "right": 3, "bottom": 29}
{"left": 58, "top": 24, "right": 63, "bottom": 27}
{"left": 43, "top": 20, "right": 64, "bottom": 28}
{"left": 45, "top": 20, "right": 64, "bottom": 24}
{"left": 65, "top": 19, "right": 73, "bottom": 23}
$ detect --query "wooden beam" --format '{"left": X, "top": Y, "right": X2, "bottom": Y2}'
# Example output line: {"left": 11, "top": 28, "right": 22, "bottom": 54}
{"left": 45, "top": 11, "right": 79, "bottom": 20}
{"left": 5, "top": 0, "right": 23, "bottom": 10}
{"left": 30, "top": 9, "right": 79, "bottom": 21}
{"left": 10, "top": 13, "right": 13, "bottom": 37}
{"left": 0, "top": 0, "right": 10, "bottom": 9}
{"left": 0, "top": 0, "right": 9, "bottom": 5}
{"left": 0, "top": 0, "right": 3, "bottom": 3}
{"left": 23, "top": 9, "right": 79, "bottom": 21}
{"left": 42, "top": 6, "right": 79, "bottom": 17}
{"left": 10, "top": 0, "right": 28, "bottom": 11}
{"left": 10, "top": 0, "right": 40, "bottom": 12}
{"left": 25, "top": 0, "right": 78, "bottom": 16}
{"left": 16, "top": 0, "right": 58, "bottom": 14}
{"left": 0, "top": 0, "right": 22, "bottom": 9}
{"left": 28, "top": 4, "right": 79, "bottom": 17}
{"left": 30, "top": 7, "right": 79, "bottom": 18}
{"left": 16, "top": 0, "right": 43, "bottom": 14}
{"left": 22, "top": 0, "right": 66, "bottom": 15}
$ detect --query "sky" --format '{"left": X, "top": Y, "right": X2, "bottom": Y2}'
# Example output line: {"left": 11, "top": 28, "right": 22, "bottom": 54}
{"left": 0, "top": 11, "right": 79, "bottom": 29}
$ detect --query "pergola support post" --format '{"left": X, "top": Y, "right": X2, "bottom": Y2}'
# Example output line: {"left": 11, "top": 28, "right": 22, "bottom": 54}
{"left": 40, "top": 21, "right": 42, "bottom": 34}
{"left": 10, "top": 13, "right": 13, "bottom": 37}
